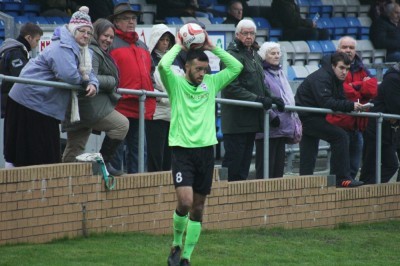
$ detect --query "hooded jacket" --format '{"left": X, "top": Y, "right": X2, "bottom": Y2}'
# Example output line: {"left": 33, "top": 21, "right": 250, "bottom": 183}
{"left": 0, "top": 36, "right": 30, "bottom": 118}
{"left": 149, "top": 24, "right": 184, "bottom": 121}
{"left": 110, "top": 29, "right": 155, "bottom": 120}
{"left": 221, "top": 38, "right": 271, "bottom": 134}
{"left": 8, "top": 26, "right": 99, "bottom": 121}
{"left": 295, "top": 55, "right": 354, "bottom": 118}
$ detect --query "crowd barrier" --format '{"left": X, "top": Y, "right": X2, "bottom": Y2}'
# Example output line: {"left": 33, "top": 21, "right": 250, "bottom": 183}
{"left": 1, "top": 74, "right": 400, "bottom": 183}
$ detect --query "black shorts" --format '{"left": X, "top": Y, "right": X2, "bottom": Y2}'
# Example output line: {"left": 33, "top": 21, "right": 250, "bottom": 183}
{"left": 171, "top": 146, "right": 214, "bottom": 195}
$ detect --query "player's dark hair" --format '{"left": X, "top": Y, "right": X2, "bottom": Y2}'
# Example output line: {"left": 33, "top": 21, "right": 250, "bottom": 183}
{"left": 186, "top": 49, "right": 209, "bottom": 63}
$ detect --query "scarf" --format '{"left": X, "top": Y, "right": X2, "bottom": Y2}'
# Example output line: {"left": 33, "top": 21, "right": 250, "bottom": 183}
{"left": 71, "top": 44, "right": 92, "bottom": 123}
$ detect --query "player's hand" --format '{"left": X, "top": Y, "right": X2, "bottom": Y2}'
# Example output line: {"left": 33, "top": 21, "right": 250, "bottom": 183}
{"left": 85, "top": 84, "right": 97, "bottom": 97}
{"left": 176, "top": 33, "right": 187, "bottom": 51}
{"left": 202, "top": 31, "right": 216, "bottom": 51}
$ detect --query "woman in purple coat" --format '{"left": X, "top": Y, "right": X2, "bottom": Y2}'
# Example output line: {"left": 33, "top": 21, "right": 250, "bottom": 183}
{"left": 255, "top": 42, "right": 302, "bottom": 179}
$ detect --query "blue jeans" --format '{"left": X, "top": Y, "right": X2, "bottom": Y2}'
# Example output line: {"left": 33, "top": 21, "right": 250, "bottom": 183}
{"left": 108, "top": 118, "right": 147, "bottom": 174}
{"left": 348, "top": 131, "right": 363, "bottom": 179}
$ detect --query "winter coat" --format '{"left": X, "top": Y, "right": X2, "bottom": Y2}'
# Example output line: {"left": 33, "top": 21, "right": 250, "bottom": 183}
{"left": 110, "top": 29, "right": 155, "bottom": 120}
{"left": 148, "top": 24, "right": 183, "bottom": 121}
{"left": 370, "top": 15, "right": 400, "bottom": 56}
{"left": 365, "top": 63, "right": 400, "bottom": 144}
{"left": 63, "top": 38, "right": 120, "bottom": 131}
{"left": 295, "top": 55, "right": 354, "bottom": 118}
{"left": 221, "top": 38, "right": 271, "bottom": 134}
{"left": 0, "top": 36, "right": 30, "bottom": 118}
{"left": 257, "top": 63, "right": 302, "bottom": 143}
{"left": 270, "top": 0, "right": 313, "bottom": 29}
{"left": 325, "top": 54, "right": 378, "bottom": 131}
{"left": 8, "top": 26, "right": 99, "bottom": 121}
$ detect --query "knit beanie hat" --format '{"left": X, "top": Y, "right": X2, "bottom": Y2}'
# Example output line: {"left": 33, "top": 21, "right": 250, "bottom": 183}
{"left": 68, "top": 6, "right": 93, "bottom": 35}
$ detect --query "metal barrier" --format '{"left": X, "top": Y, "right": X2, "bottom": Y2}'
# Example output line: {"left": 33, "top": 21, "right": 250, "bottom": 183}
{"left": 1, "top": 74, "right": 400, "bottom": 184}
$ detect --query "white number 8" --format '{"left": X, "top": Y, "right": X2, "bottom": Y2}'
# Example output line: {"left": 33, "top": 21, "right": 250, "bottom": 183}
{"left": 176, "top": 172, "right": 183, "bottom": 183}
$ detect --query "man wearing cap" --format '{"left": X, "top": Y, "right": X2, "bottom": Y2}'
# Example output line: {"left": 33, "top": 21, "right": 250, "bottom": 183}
{"left": 106, "top": 3, "right": 156, "bottom": 174}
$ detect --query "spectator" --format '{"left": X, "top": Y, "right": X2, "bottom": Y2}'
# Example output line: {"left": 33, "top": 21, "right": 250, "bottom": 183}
{"left": 360, "top": 63, "right": 400, "bottom": 184}
{"left": 370, "top": 2, "right": 400, "bottom": 62}
{"left": 105, "top": 3, "right": 156, "bottom": 174}
{"left": 147, "top": 24, "right": 184, "bottom": 172}
{"left": 222, "top": 0, "right": 243, "bottom": 26}
{"left": 326, "top": 36, "right": 378, "bottom": 179}
{"left": 0, "top": 23, "right": 43, "bottom": 119}
{"left": 369, "top": 0, "right": 395, "bottom": 21}
{"left": 270, "top": 0, "right": 330, "bottom": 41}
{"left": 61, "top": 18, "right": 129, "bottom": 176}
{"left": 3, "top": 6, "right": 98, "bottom": 168}
{"left": 295, "top": 52, "right": 364, "bottom": 188}
{"left": 255, "top": 42, "right": 301, "bottom": 179}
{"left": 156, "top": 0, "right": 199, "bottom": 21}
{"left": 159, "top": 31, "right": 243, "bottom": 266}
{"left": 221, "top": 19, "right": 282, "bottom": 182}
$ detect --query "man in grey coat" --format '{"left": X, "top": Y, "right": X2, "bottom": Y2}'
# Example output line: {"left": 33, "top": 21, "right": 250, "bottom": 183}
{"left": 221, "top": 19, "right": 284, "bottom": 181}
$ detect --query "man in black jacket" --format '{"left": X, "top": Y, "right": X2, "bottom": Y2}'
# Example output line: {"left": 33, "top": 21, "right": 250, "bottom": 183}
{"left": 0, "top": 22, "right": 43, "bottom": 118}
{"left": 295, "top": 52, "right": 364, "bottom": 187}
{"left": 222, "top": 0, "right": 243, "bottom": 26}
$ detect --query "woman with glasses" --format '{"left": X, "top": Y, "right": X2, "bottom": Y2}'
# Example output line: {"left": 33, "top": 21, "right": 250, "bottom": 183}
{"left": 4, "top": 7, "right": 98, "bottom": 167}
{"left": 62, "top": 18, "right": 129, "bottom": 176}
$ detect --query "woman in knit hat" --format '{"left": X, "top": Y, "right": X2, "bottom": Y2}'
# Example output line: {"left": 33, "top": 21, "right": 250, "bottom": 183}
{"left": 4, "top": 6, "right": 99, "bottom": 168}
{"left": 62, "top": 18, "right": 129, "bottom": 177}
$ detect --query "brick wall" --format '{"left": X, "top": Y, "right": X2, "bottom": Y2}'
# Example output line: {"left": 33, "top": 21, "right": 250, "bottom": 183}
{"left": 0, "top": 163, "right": 399, "bottom": 244}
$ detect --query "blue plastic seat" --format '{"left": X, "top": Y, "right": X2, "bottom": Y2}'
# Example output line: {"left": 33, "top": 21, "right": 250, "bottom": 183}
{"left": 212, "top": 5, "right": 227, "bottom": 13}
{"left": 31, "top": 16, "right": 50, "bottom": 25}
{"left": 309, "top": 0, "right": 322, "bottom": 14}
{"left": 316, "top": 17, "right": 334, "bottom": 36}
{"left": 23, "top": 3, "right": 41, "bottom": 16}
{"left": 345, "top": 17, "right": 360, "bottom": 36}
{"left": 330, "top": 17, "right": 348, "bottom": 38}
{"left": 210, "top": 17, "right": 224, "bottom": 24}
{"left": 319, "top": 40, "right": 336, "bottom": 55}
{"left": 46, "top": 16, "right": 65, "bottom": 25}
{"left": 2, "top": 2, "right": 22, "bottom": 15}
{"left": 253, "top": 17, "right": 271, "bottom": 29}
{"left": 165, "top": 17, "right": 183, "bottom": 25}
{"left": 14, "top": 15, "right": 31, "bottom": 24}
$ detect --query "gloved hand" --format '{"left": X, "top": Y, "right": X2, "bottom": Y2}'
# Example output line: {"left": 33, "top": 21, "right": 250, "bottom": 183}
{"left": 272, "top": 97, "right": 285, "bottom": 112}
{"left": 256, "top": 96, "right": 272, "bottom": 110}
{"left": 270, "top": 116, "right": 280, "bottom": 127}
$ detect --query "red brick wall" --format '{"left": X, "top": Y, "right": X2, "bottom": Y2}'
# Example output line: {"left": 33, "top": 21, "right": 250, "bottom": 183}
{"left": 0, "top": 163, "right": 399, "bottom": 244}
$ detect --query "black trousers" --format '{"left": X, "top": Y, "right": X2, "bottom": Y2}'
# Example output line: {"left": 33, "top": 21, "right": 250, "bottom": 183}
{"left": 299, "top": 116, "right": 350, "bottom": 178}
{"left": 146, "top": 119, "right": 171, "bottom": 172}
{"left": 222, "top": 133, "right": 255, "bottom": 182}
{"left": 360, "top": 121, "right": 399, "bottom": 184}
{"left": 255, "top": 137, "right": 286, "bottom": 179}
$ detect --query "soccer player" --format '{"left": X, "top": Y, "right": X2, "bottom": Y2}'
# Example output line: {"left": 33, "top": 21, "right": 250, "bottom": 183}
{"left": 158, "top": 32, "right": 243, "bottom": 266}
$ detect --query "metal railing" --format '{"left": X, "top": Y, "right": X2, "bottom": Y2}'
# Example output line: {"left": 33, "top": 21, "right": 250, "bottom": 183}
{"left": 1, "top": 74, "right": 400, "bottom": 184}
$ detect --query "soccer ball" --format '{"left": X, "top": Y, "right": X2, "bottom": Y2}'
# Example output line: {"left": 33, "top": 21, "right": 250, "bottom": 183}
{"left": 179, "top": 23, "right": 206, "bottom": 50}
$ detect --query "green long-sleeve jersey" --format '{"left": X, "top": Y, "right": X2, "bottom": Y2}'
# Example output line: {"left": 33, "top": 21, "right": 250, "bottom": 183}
{"left": 158, "top": 44, "right": 243, "bottom": 148}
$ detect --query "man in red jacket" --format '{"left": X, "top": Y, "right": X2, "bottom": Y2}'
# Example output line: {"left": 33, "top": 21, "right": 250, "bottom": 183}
{"left": 327, "top": 36, "right": 378, "bottom": 179}
{"left": 106, "top": 3, "right": 156, "bottom": 173}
